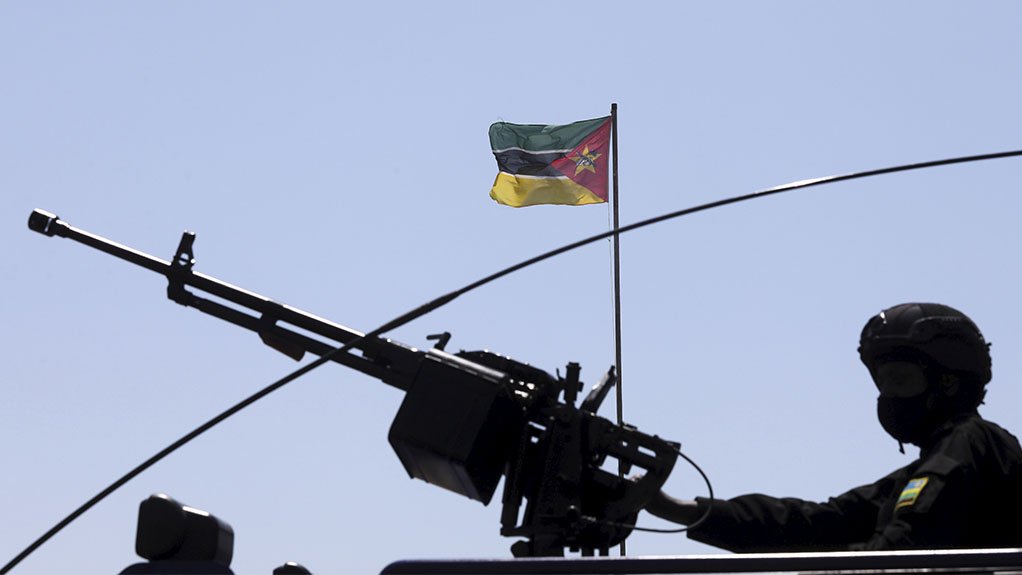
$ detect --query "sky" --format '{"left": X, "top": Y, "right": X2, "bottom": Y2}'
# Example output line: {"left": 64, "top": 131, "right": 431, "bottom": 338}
{"left": 3, "top": 2, "right": 1022, "bottom": 574}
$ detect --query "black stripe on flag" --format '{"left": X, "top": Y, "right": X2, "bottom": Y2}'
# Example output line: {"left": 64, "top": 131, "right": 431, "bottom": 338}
{"left": 493, "top": 149, "right": 565, "bottom": 177}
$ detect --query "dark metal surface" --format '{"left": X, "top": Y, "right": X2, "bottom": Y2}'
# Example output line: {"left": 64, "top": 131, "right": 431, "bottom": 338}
{"left": 381, "top": 548, "right": 1022, "bottom": 575}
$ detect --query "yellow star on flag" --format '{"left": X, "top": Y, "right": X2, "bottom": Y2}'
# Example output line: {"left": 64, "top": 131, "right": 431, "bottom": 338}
{"left": 568, "top": 146, "right": 602, "bottom": 176}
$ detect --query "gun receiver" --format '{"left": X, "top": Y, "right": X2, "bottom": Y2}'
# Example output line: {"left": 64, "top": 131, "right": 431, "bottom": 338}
{"left": 28, "top": 209, "right": 680, "bottom": 557}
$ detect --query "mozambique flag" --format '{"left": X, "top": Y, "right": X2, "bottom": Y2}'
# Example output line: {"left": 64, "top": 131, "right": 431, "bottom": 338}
{"left": 488, "top": 116, "right": 611, "bottom": 207}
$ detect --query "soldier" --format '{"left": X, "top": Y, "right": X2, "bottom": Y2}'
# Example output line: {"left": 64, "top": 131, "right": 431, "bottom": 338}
{"left": 646, "top": 303, "right": 1022, "bottom": 550}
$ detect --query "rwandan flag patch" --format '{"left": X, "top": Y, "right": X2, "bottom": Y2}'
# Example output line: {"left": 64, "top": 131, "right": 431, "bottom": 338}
{"left": 896, "top": 477, "right": 929, "bottom": 509}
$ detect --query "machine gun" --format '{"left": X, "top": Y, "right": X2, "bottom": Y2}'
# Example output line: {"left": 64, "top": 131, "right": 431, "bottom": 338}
{"left": 27, "top": 209, "right": 679, "bottom": 558}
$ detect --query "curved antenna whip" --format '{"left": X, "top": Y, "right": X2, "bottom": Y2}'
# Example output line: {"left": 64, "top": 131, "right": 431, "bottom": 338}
{"left": 5, "top": 148, "right": 1019, "bottom": 573}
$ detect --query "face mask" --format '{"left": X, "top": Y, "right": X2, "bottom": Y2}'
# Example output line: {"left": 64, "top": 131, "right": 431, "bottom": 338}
{"left": 876, "top": 394, "right": 936, "bottom": 445}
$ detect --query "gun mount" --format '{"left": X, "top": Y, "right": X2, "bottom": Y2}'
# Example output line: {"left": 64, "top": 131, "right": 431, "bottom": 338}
{"left": 28, "top": 209, "right": 679, "bottom": 557}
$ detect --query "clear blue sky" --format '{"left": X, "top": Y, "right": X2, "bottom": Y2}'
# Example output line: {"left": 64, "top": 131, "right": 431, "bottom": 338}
{"left": 3, "top": 2, "right": 1021, "bottom": 574}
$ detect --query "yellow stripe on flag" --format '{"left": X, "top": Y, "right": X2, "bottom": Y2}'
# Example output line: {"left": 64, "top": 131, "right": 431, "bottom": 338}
{"left": 489, "top": 172, "right": 606, "bottom": 208}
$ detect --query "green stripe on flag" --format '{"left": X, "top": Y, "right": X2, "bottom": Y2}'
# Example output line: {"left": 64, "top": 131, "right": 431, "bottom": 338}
{"left": 489, "top": 116, "right": 610, "bottom": 153}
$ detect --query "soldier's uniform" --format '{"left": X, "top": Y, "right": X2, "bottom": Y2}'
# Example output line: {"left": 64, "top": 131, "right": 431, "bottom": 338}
{"left": 688, "top": 413, "right": 1022, "bottom": 551}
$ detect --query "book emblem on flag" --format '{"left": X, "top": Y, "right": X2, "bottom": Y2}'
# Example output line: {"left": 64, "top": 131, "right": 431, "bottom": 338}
{"left": 568, "top": 146, "right": 602, "bottom": 176}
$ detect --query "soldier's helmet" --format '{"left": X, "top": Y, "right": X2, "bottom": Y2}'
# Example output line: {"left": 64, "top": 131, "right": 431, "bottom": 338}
{"left": 858, "top": 303, "right": 992, "bottom": 386}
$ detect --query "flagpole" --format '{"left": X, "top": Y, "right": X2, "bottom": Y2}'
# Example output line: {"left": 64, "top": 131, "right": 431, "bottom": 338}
{"left": 610, "top": 103, "right": 626, "bottom": 556}
{"left": 611, "top": 104, "right": 623, "bottom": 428}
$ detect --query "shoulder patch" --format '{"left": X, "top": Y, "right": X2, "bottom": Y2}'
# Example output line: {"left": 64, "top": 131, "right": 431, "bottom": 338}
{"left": 895, "top": 477, "right": 929, "bottom": 509}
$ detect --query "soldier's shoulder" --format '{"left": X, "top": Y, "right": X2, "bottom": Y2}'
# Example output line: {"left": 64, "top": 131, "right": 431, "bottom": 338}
{"left": 942, "top": 414, "right": 1022, "bottom": 464}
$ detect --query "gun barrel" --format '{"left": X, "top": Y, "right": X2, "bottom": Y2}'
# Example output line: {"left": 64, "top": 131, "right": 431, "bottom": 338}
{"left": 28, "top": 209, "right": 421, "bottom": 391}
{"left": 30, "top": 209, "right": 179, "bottom": 276}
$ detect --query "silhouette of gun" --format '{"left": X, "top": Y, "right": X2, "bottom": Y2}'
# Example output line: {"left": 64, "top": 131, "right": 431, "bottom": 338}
{"left": 29, "top": 209, "right": 678, "bottom": 557}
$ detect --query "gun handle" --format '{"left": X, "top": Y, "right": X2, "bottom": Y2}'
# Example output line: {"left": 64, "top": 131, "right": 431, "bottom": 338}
{"left": 580, "top": 366, "right": 617, "bottom": 413}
